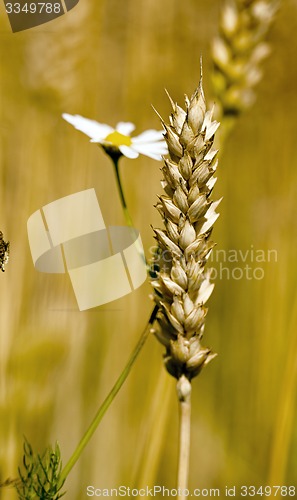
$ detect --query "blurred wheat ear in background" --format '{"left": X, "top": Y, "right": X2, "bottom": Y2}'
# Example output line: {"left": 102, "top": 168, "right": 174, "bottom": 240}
{"left": 211, "top": 0, "right": 279, "bottom": 142}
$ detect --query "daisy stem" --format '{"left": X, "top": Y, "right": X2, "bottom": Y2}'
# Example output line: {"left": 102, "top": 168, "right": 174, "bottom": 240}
{"left": 58, "top": 305, "right": 158, "bottom": 488}
{"left": 112, "top": 155, "right": 148, "bottom": 266}
{"left": 112, "top": 156, "right": 134, "bottom": 229}
{"left": 177, "top": 376, "right": 192, "bottom": 500}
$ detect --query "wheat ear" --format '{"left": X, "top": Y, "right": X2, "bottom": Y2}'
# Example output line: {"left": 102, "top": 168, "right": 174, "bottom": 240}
{"left": 151, "top": 69, "right": 220, "bottom": 496}
{"left": 211, "top": 0, "right": 278, "bottom": 122}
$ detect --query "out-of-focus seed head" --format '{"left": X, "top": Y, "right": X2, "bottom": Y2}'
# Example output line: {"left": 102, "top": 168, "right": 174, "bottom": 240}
{"left": 211, "top": 0, "right": 279, "bottom": 119}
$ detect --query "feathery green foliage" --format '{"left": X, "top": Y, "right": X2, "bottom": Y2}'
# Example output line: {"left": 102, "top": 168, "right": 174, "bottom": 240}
{"left": 15, "top": 440, "right": 65, "bottom": 500}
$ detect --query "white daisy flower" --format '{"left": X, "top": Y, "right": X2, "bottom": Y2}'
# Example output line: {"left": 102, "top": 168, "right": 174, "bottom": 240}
{"left": 62, "top": 113, "right": 168, "bottom": 161}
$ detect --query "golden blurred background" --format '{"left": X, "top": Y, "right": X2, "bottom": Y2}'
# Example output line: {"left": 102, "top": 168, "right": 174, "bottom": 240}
{"left": 0, "top": 0, "right": 297, "bottom": 498}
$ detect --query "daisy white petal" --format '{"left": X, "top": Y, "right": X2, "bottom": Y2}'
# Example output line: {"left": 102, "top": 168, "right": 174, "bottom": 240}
{"left": 116, "top": 122, "right": 136, "bottom": 135}
{"left": 146, "top": 152, "right": 165, "bottom": 161}
{"left": 63, "top": 113, "right": 113, "bottom": 140}
{"left": 133, "top": 149, "right": 163, "bottom": 161}
{"left": 132, "top": 142, "right": 168, "bottom": 160}
{"left": 132, "top": 130, "right": 165, "bottom": 143}
{"left": 63, "top": 113, "right": 167, "bottom": 161}
{"left": 119, "top": 145, "right": 139, "bottom": 159}
{"left": 132, "top": 140, "right": 168, "bottom": 153}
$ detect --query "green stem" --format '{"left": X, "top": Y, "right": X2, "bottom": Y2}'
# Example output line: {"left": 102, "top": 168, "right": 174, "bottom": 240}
{"left": 112, "top": 156, "right": 134, "bottom": 229}
{"left": 59, "top": 305, "right": 159, "bottom": 488}
{"left": 112, "top": 156, "right": 147, "bottom": 266}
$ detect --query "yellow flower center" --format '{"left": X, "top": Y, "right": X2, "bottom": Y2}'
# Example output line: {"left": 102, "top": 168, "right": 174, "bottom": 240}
{"left": 105, "top": 131, "right": 132, "bottom": 147}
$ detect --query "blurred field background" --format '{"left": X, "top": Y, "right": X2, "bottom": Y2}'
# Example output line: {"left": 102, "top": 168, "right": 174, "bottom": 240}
{"left": 0, "top": 0, "right": 297, "bottom": 498}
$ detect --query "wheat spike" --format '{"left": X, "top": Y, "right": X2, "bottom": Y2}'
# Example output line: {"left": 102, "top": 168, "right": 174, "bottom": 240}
{"left": 151, "top": 70, "right": 220, "bottom": 380}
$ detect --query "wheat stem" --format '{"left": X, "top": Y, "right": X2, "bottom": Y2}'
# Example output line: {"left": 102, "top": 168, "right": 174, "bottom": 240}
{"left": 58, "top": 305, "right": 158, "bottom": 488}
{"left": 177, "top": 376, "right": 192, "bottom": 499}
